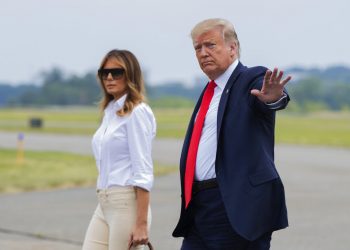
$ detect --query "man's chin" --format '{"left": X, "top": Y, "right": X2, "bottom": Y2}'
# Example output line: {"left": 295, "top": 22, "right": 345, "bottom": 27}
{"left": 202, "top": 68, "right": 217, "bottom": 79}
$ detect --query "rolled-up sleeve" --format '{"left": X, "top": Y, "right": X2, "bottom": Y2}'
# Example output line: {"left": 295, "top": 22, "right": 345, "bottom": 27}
{"left": 126, "top": 104, "right": 156, "bottom": 191}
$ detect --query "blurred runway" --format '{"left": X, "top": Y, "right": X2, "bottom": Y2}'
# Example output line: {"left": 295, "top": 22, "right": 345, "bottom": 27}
{"left": 0, "top": 131, "right": 182, "bottom": 166}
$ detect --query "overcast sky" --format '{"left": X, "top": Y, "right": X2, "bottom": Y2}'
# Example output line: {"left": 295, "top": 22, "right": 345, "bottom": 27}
{"left": 1, "top": 0, "right": 349, "bottom": 86}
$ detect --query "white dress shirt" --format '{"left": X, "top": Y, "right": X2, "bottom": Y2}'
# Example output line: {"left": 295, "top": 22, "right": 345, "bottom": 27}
{"left": 195, "top": 60, "right": 239, "bottom": 181}
{"left": 195, "top": 60, "right": 287, "bottom": 181}
{"left": 92, "top": 94, "right": 156, "bottom": 191}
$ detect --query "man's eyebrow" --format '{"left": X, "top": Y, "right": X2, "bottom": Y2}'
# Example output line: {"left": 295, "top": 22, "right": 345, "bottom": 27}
{"left": 195, "top": 39, "right": 214, "bottom": 44}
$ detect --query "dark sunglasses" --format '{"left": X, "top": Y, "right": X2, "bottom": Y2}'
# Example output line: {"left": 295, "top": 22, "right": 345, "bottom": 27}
{"left": 98, "top": 68, "right": 125, "bottom": 80}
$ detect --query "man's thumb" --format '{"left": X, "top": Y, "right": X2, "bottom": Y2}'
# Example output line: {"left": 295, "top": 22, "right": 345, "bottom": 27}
{"left": 250, "top": 89, "right": 261, "bottom": 97}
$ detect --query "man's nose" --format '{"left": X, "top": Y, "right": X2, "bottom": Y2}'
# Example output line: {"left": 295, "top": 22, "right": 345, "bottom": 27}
{"left": 198, "top": 46, "right": 209, "bottom": 57}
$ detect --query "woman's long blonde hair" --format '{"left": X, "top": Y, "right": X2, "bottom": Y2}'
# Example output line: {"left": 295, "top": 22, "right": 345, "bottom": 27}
{"left": 97, "top": 49, "right": 145, "bottom": 116}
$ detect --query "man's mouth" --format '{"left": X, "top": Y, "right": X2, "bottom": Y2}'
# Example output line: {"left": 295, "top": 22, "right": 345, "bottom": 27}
{"left": 202, "top": 61, "right": 213, "bottom": 66}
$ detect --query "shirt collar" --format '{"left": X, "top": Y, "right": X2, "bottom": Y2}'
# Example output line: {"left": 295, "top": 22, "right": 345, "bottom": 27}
{"left": 111, "top": 94, "right": 127, "bottom": 111}
{"left": 213, "top": 59, "right": 239, "bottom": 90}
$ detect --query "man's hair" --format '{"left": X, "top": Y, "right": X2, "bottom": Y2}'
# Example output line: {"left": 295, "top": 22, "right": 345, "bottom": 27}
{"left": 191, "top": 18, "right": 241, "bottom": 58}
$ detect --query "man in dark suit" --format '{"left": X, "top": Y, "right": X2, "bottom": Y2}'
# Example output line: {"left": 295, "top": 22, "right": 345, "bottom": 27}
{"left": 173, "top": 18, "right": 291, "bottom": 250}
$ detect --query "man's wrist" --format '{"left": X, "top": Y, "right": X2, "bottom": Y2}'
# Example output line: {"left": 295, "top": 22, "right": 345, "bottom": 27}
{"left": 266, "top": 93, "right": 285, "bottom": 104}
{"left": 265, "top": 93, "right": 288, "bottom": 110}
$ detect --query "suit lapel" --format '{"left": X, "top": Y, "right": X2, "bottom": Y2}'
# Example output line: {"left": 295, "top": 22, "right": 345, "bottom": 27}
{"left": 217, "top": 62, "right": 245, "bottom": 139}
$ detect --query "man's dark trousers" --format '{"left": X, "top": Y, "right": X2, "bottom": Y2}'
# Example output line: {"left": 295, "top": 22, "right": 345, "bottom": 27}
{"left": 181, "top": 187, "right": 272, "bottom": 250}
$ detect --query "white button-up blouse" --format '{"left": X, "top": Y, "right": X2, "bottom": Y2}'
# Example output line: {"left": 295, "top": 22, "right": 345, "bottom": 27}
{"left": 92, "top": 94, "right": 156, "bottom": 191}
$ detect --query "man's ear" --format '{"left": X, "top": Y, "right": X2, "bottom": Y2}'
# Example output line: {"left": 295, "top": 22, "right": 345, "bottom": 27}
{"left": 228, "top": 43, "right": 236, "bottom": 57}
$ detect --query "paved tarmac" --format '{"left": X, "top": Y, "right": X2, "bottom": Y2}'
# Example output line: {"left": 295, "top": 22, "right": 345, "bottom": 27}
{"left": 0, "top": 173, "right": 183, "bottom": 250}
{"left": 1, "top": 131, "right": 350, "bottom": 249}
{"left": 0, "top": 132, "right": 182, "bottom": 166}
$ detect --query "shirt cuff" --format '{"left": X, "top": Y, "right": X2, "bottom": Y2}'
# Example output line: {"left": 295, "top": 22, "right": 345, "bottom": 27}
{"left": 265, "top": 93, "right": 288, "bottom": 110}
{"left": 129, "top": 173, "right": 154, "bottom": 191}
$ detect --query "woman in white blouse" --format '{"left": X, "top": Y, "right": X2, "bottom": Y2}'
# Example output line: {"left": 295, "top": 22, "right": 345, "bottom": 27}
{"left": 82, "top": 49, "right": 156, "bottom": 250}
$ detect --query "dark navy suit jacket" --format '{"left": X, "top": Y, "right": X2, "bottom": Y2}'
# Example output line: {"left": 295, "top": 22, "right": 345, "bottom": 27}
{"left": 173, "top": 62, "right": 289, "bottom": 241}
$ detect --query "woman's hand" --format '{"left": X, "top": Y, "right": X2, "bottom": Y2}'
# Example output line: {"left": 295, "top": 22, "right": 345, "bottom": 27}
{"left": 129, "top": 187, "right": 150, "bottom": 248}
{"left": 129, "top": 222, "right": 148, "bottom": 248}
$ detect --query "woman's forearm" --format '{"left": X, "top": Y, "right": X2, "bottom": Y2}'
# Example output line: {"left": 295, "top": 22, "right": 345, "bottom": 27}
{"left": 130, "top": 187, "right": 150, "bottom": 246}
{"left": 135, "top": 187, "right": 150, "bottom": 226}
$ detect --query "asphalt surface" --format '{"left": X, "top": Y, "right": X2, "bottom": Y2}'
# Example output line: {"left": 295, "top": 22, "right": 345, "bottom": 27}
{"left": 0, "top": 132, "right": 182, "bottom": 166}
{"left": 0, "top": 174, "right": 183, "bottom": 250}
{"left": 1, "top": 131, "right": 350, "bottom": 249}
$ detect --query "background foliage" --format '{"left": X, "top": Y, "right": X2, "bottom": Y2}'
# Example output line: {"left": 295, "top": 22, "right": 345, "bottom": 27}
{"left": 1, "top": 66, "right": 350, "bottom": 111}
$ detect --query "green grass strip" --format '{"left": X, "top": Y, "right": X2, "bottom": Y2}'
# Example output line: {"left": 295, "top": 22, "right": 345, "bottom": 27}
{"left": 0, "top": 149, "right": 176, "bottom": 193}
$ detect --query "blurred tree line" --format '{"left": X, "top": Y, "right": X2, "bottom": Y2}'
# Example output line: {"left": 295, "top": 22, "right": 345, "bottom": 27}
{"left": 1, "top": 66, "right": 350, "bottom": 111}
{"left": 3, "top": 68, "right": 101, "bottom": 106}
{"left": 287, "top": 77, "right": 350, "bottom": 111}
{"left": 286, "top": 66, "right": 350, "bottom": 112}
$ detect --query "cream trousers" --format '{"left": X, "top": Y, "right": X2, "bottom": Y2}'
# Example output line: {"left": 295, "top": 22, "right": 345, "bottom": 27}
{"left": 82, "top": 187, "right": 151, "bottom": 250}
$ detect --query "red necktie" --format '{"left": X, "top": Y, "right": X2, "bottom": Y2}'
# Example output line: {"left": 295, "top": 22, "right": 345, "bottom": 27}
{"left": 184, "top": 80, "right": 217, "bottom": 208}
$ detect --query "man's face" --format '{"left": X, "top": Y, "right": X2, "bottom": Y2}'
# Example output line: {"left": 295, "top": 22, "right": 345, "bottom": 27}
{"left": 193, "top": 28, "right": 236, "bottom": 80}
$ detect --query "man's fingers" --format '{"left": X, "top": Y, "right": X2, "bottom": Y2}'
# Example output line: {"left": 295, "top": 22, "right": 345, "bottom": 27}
{"left": 268, "top": 68, "right": 292, "bottom": 86}
{"left": 264, "top": 70, "right": 272, "bottom": 84}
{"left": 270, "top": 68, "right": 278, "bottom": 84}
{"left": 280, "top": 76, "right": 292, "bottom": 86}
{"left": 276, "top": 70, "right": 283, "bottom": 83}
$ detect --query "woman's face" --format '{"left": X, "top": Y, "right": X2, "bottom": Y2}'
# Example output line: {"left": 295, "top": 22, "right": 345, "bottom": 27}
{"left": 100, "top": 57, "right": 128, "bottom": 100}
